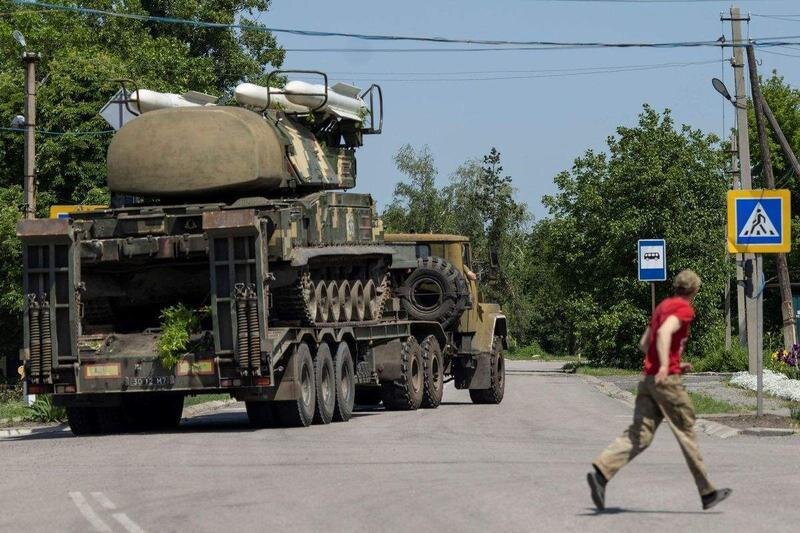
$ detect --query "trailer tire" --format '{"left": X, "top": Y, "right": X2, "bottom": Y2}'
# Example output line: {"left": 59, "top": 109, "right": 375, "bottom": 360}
{"left": 332, "top": 341, "right": 355, "bottom": 422}
{"left": 469, "top": 336, "right": 506, "bottom": 405}
{"left": 66, "top": 406, "right": 97, "bottom": 436}
{"left": 380, "top": 336, "right": 424, "bottom": 411}
{"left": 313, "top": 342, "right": 336, "bottom": 424}
{"left": 95, "top": 406, "right": 124, "bottom": 434}
{"left": 246, "top": 401, "right": 276, "bottom": 428}
{"left": 151, "top": 395, "right": 184, "bottom": 430}
{"left": 420, "top": 335, "right": 444, "bottom": 408}
{"left": 274, "top": 342, "right": 316, "bottom": 427}
{"left": 399, "top": 257, "right": 470, "bottom": 330}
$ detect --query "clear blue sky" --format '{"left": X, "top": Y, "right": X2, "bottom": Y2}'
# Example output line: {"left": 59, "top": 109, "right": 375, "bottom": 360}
{"left": 263, "top": 0, "right": 800, "bottom": 218}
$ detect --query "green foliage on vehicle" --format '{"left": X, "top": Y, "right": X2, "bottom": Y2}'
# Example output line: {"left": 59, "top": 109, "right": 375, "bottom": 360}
{"left": 156, "top": 304, "right": 204, "bottom": 370}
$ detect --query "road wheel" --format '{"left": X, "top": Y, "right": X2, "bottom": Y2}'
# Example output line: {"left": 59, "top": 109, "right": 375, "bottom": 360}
{"left": 469, "top": 336, "right": 506, "bottom": 405}
{"left": 351, "top": 281, "right": 366, "bottom": 321}
{"left": 363, "top": 280, "right": 378, "bottom": 320}
{"left": 420, "top": 335, "right": 444, "bottom": 409}
{"left": 354, "top": 386, "right": 382, "bottom": 406}
{"left": 315, "top": 282, "right": 330, "bottom": 323}
{"left": 274, "top": 342, "right": 316, "bottom": 427}
{"left": 332, "top": 341, "right": 355, "bottom": 422}
{"left": 246, "top": 401, "right": 276, "bottom": 428}
{"left": 313, "top": 342, "right": 336, "bottom": 424}
{"left": 66, "top": 406, "right": 97, "bottom": 436}
{"left": 338, "top": 280, "right": 353, "bottom": 322}
{"left": 399, "top": 257, "right": 470, "bottom": 330}
{"left": 327, "top": 282, "right": 341, "bottom": 323}
{"left": 380, "top": 336, "right": 424, "bottom": 411}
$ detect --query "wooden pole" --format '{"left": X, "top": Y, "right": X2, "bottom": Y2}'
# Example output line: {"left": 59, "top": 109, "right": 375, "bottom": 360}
{"left": 22, "top": 52, "right": 38, "bottom": 220}
{"left": 746, "top": 44, "right": 797, "bottom": 349}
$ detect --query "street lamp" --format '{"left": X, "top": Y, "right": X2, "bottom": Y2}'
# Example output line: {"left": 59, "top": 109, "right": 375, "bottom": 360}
{"left": 12, "top": 29, "right": 26, "bottom": 49}
{"left": 712, "top": 77, "right": 734, "bottom": 104}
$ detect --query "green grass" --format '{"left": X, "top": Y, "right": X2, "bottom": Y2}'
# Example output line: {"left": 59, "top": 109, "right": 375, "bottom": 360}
{"left": 688, "top": 392, "right": 747, "bottom": 415}
{"left": 0, "top": 401, "right": 32, "bottom": 421}
{"left": 184, "top": 393, "right": 231, "bottom": 407}
{"left": 574, "top": 366, "right": 640, "bottom": 377}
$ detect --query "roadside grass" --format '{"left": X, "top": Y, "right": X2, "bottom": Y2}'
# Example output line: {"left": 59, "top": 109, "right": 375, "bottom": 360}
{"left": 573, "top": 366, "right": 640, "bottom": 377}
{"left": 505, "top": 343, "right": 578, "bottom": 362}
{"left": 688, "top": 392, "right": 748, "bottom": 415}
{"left": 0, "top": 400, "right": 31, "bottom": 421}
{"left": 184, "top": 393, "right": 231, "bottom": 407}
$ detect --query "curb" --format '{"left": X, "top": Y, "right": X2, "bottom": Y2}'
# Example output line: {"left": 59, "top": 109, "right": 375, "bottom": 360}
{"left": 182, "top": 398, "right": 238, "bottom": 418}
{"left": 740, "top": 427, "right": 799, "bottom": 437}
{"left": 580, "top": 375, "right": 741, "bottom": 439}
{"left": 0, "top": 423, "right": 69, "bottom": 439}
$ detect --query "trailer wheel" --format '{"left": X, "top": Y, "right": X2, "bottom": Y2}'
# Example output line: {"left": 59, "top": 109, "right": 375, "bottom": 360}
{"left": 313, "top": 342, "right": 336, "bottom": 424}
{"left": 380, "top": 336, "right": 424, "bottom": 411}
{"left": 354, "top": 386, "right": 382, "bottom": 407}
{"left": 152, "top": 395, "right": 184, "bottom": 430}
{"left": 332, "top": 341, "right": 355, "bottom": 422}
{"left": 469, "top": 336, "right": 506, "bottom": 405}
{"left": 66, "top": 406, "right": 97, "bottom": 436}
{"left": 420, "top": 335, "right": 444, "bottom": 409}
{"left": 274, "top": 342, "right": 316, "bottom": 427}
{"left": 246, "top": 401, "right": 276, "bottom": 428}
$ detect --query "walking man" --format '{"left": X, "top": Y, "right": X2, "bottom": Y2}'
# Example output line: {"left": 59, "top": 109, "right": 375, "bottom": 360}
{"left": 587, "top": 270, "right": 732, "bottom": 511}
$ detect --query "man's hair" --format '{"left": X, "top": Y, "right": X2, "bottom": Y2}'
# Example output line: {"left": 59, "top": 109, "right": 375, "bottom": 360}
{"left": 673, "top": 269, "right": 701, "bottom": 296}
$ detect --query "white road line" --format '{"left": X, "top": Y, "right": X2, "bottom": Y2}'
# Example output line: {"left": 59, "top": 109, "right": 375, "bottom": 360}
{"left": 112, "top": 513, "right": 146, "bottom": 533}
{"left": 91, "top": 492, "right": 118, "bottom": 510}
{"left": 69, "top": 492, "right": 112, "bottom": 532}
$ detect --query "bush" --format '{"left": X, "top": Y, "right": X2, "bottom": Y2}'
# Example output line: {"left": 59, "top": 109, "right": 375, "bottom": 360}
{"left": 156, "top": 304, "right": 204, "bottom": 370}
{"left": 27, "top": 395, "right": 66, "bottom": 423}
{"left": 0, "top": 381, "right": 22, "bottom": 404}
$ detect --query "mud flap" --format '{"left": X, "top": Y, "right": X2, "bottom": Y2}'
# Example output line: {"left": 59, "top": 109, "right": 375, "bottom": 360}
{"left": 453, "top": 353, "right": 491, "bottom": 390}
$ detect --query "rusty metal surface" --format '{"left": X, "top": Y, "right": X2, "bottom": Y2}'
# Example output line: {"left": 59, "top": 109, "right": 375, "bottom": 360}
{"left": 16, "top": 218, "right": 71, "bottom": 238}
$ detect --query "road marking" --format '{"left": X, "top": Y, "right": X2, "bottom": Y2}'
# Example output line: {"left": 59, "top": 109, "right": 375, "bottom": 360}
{"left": 69, "top": 492, "right": 112, "bottom": 532}
{"left": 113, "top": 512, "right": 146, "bottom": 533}
{"left": 91, "top": 492, "right": 117, "bottom": 510}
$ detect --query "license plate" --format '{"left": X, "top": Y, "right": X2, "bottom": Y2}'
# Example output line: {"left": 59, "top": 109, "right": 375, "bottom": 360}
{"left": 84, "top": 363, "right": 121, "bottom": 379}
{"left": 123, "top": 375, "right": 176, "bottom": 388}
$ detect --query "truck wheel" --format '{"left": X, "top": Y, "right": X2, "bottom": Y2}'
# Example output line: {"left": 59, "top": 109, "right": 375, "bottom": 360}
{"left": 152, "top": 395, "right": 184, "bottom": 430}
{"left": 274, "top": 342, "right": 316, "bottom": 427}
{"left": 332, "top": 341, "right": 355, "bottom": 422}
{"left": 95, "top": 406, "right": 124, "bottom": 434}
{"left": 246, "top": 401, "right": 276, "bottom": 428}
{"left": 420, "top": 335, "right": 444, "bottom": 408}
{"left": 354, "top": 386, "right": 382, "bottom": 407}
{"left": 469, "top": 336, "right": 506, "bottom": 405}
{"left": 399, "top": 257, "right": 469, "bottom": 330}
{"left": 66, "top": 406, "right": 97, "bottom": 436}
{"left": 380, "top": 336, "right": 424, "bottom": 411}
{"left": 313, "top": 342, "right": 336, "bottom": 424}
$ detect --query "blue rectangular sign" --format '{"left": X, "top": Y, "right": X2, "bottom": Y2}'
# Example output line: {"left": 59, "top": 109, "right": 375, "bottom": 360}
{"left": 638, "top": 239, "right": 666, "bottom": 282}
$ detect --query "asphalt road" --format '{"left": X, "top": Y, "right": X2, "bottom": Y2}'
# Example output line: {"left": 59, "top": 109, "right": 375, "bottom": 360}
{"left": 2, "top": 361, "right": 798, "bottom": 532}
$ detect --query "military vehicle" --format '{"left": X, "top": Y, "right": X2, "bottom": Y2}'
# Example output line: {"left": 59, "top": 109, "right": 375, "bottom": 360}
{"left": 18, "top": 71, "right": 507, "bottom": 435}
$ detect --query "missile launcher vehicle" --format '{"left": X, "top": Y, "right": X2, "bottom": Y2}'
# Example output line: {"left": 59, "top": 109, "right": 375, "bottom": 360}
{"left": 18, "top": 71, "right": 507, "bottom": 435}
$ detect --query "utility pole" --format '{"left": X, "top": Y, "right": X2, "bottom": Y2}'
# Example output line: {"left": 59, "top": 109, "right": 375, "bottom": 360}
{"left": 725, "top": 131, "right": 738, "bottom": 351}
{"left": 726, "top": 6, "right": 759, "bottom": 371}
{"left": 746, "top": 44, "right": 797, "bottom": 349}
{"left": 22, "top": 51, "right": 39, "bottom": 220}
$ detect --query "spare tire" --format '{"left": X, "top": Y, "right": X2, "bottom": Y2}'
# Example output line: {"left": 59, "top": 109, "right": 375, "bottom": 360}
{"left": 399, "top": 256, "right": 470, "bottom": 330}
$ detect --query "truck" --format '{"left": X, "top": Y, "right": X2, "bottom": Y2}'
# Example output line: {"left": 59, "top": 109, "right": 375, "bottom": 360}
{"left": 18, "top": 71, "right": 507, "bottom": 435}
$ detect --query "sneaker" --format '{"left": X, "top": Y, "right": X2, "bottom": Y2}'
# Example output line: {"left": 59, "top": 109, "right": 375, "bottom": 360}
{"left": 702, "top": 488, "right": 733, "bottom": 510}
{"left": 587, "top": 471, "right": 606, "bottom": 510}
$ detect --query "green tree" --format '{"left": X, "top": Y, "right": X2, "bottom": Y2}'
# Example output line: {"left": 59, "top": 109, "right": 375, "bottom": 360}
{"left": 382, "top": 144, "right": 454, "bottom": 233}
{"left": 533, "top": 105, "right": 728, "bottom": 366}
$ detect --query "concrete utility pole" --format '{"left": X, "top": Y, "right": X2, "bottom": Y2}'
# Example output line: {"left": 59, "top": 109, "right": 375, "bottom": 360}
{"left": 22, "top": 51, "right": 39, "bottom": 220}
{"left": 746, "top": 44, "right": 797, "bottom": 349}
{"left": 727, "top": 7, "right": 760, "bottom": 371}
{"left": 725, "top": 131, "right": 738, "bottom": 351}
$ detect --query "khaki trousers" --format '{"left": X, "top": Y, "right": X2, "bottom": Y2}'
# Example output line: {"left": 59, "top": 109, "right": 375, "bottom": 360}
{"left": 593, "top": 374, "right": 715, "bottom": 496}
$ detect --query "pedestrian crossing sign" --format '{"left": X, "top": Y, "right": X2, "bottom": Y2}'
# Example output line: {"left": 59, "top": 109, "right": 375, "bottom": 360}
{"left": 727, "top": 189, "right": 791, "bottom": 253}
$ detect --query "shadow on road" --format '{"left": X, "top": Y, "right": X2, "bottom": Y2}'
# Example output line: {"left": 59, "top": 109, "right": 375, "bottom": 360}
{"left": 578, "top": 507, "right": 720, "bottom": 516}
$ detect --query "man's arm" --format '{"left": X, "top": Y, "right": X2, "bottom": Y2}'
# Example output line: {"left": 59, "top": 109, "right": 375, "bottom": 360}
{"left": 655, "top": 315, "right": 681, "bottom": 383}
{"left": 638, "top": 327, "right": 651, "bottom": 354}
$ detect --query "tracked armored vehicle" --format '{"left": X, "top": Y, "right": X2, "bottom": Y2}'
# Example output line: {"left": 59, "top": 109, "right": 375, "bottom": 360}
{"left": 18, "top": 72, "right": 507, "bottom": 435}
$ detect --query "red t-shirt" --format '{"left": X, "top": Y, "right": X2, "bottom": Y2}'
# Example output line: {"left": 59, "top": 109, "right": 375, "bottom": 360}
{"left": 643, "top": 296, "right": 695, "bottom": 375}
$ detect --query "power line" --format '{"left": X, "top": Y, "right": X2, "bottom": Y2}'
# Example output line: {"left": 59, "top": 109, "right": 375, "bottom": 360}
{"left": 10, "top": 0, "right": 800, "bottom": 50}
{"left": 0, "top": 127, "right": 114, "bottom": 136}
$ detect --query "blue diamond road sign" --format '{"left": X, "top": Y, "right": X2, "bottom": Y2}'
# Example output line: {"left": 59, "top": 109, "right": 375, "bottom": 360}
{"left": 638, "top": 239, "right": 666, "bottom": 282}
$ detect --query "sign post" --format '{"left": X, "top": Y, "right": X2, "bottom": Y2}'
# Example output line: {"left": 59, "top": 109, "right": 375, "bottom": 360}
{"left": 638, "top": 239, "right": 667, "bottom": 313}
{"left": 727, "top": 189, "right": 792, "bottom": 416}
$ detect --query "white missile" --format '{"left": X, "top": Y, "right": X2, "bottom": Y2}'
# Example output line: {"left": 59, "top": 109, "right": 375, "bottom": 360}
{"left": 233, "top": 83, "right": 311, "bottom": 114}
{"left": 130, "top": 89, "right": 218, "bottom": 114}
{"left": 284, "top": 80, "right": 366, "bottom": 121}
